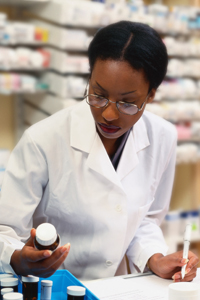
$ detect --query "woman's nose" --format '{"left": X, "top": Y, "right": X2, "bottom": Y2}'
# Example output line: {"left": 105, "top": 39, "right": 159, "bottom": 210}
{"left": 101, "top": 101, "right": 119, "bottom": 122}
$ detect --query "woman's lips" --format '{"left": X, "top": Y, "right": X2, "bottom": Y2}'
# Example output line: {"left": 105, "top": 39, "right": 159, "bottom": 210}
{"left": 98, "top": 123, "right": 121, "bottom": 134}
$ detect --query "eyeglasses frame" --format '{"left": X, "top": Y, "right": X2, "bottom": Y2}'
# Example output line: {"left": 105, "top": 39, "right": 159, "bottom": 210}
{"left": 85, "top": 92, "right": 151, "bottom": 116}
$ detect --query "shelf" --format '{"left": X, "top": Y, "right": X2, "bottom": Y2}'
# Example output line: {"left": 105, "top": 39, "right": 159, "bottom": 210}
{"left": 0, "top": 90, "right": 48, "bottom": 96}
{"left": 178, "top": 138, "right": 200, "bottom": 143}
{"left": 0, "top": 42, "right": 47, "bottom": 47}
{"left": 166, "top": 75, "right": 200, "bottom": 80}
{"left": 0, "top": 0, "right": 50, "bottom": 6}
{"left": 0, "top": 68, "right": 48, "bottom": 72}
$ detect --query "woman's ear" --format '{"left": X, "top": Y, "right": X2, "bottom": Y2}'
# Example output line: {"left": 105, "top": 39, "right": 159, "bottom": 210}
{"left": 147, "top": 88, "right": 156, "bottom": 104}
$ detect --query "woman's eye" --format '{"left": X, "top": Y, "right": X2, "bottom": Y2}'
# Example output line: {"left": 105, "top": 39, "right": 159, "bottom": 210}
{"left": 94, "top": 94, "right": 103, "bottom": 98}
{"left": 122, "top": 102, "right": 133, "bottom": 108}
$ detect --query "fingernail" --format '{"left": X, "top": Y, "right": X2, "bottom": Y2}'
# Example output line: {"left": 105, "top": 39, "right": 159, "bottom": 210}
{"left": 172, "top": 274, "right": 181, "bottom": 280}
{"left": 61, "top": 243, "right": 70, "bottom": 254}
{"left": 185, "top": 268, "right": 191, "bottom": 274}
{"left": 43, "top": 250, "right": 52, "bottom": 257}
{"left": 181, "top": 258, "right": 188, "bottom": 264}
{"left": 174, "top": 279, "right": 181, "bottom": 282}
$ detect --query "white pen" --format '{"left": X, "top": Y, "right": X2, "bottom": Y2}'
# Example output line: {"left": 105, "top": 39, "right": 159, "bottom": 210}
{"left": 181, "top": 223, "right": 191, "bottom": 279}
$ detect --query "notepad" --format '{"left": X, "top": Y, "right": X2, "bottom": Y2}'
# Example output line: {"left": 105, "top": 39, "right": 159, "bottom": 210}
{"left": 84, "top": 269, "right": 200, "bottom": 300}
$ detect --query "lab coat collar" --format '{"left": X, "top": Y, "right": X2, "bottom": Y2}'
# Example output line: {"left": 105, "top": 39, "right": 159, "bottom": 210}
{"left": 70, "top": 101, "right": 150, "bottom": 185}
{"left": 70, "top": 100, "right": 96, "bottom": 154}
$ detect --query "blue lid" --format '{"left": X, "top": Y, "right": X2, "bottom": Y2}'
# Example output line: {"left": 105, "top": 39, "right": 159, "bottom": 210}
{"left": 190, "top": 210, "right": 199, "bottom": 217}
{"left": 180, "top": 211, "right": 190, "bottom": 218}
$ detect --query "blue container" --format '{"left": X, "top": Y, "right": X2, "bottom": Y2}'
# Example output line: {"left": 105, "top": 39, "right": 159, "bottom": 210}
{"left": 17, "top": 270, "right": 99, "bottom": 300}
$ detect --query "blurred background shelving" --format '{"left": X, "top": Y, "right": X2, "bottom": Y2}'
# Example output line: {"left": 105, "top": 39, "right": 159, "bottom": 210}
{"left": 1, "top": 0, "right": 200, "bottom": 263}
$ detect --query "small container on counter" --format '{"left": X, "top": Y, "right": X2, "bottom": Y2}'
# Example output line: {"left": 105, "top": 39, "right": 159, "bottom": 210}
{"left": 0, "top": 278, "right": 18, "bottom": 293}
{"left": 67, "top": 286, "right": 86, "bottom": 300}
{"left": 1, "top": 289, "right": 13, "bottom": 297}
{"left": 34, "top": 223, "right": 60, "bottom": 251}
{"left": 40, "top": 280, "right": 53, "bottom": 300}
{"left": 0, "top": 276, "right": 14, "bottom": 300}
{"left": 22, "top": 275, "right": 39, "bottom": 300}
{"left": 3, "top": 293, "right": 22, "bottom": 300}
{"left": 0, "top": 275, "right": 14, "bottom": 281}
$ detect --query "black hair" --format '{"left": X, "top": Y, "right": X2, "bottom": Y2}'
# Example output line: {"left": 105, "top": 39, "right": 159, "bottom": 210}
{"left": 88, "top": 21, "right": 168, "bottom": 92}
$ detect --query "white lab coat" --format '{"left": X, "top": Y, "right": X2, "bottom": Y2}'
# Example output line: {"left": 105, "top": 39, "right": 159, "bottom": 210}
{"left": 0, "top": 100, "right": 177, "bottom": 280}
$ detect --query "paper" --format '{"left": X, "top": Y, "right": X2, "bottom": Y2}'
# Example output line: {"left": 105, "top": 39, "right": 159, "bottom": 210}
{"left": 85, "top": 269, "right": 200, "bottom": 300}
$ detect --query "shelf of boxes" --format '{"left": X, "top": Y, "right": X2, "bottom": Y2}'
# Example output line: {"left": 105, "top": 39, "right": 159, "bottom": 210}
{"left": 24, "top": 0, "right": 105, "bottom": 27}
{"left": 41, "top": 71, "right": 87, "bottom": 98}
{"left": 27, "top": 19, "right": 92, "bottom": 51}
{"left": 45, "top": 47, "right": 89, "bottom": 74}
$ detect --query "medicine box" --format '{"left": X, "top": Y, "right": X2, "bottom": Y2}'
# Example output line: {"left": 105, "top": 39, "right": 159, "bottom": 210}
{"left": 18, "top": 270, "right": 99, "bottom": 300}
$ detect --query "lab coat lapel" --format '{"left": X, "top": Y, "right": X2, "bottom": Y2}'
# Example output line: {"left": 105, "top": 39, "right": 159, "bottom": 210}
{"left": 117, "top": 116, "right": 150, "bottom": 181}
{"left": 70, "top": 101, "right": 123, "bottom": 188}
{"left": 86, "top": 133, "right": 123, "bottom": 188}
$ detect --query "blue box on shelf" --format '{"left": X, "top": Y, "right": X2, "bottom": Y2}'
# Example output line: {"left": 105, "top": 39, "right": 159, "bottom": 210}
{"left": 18, "top": 270, "right": 99, "bottom": 300}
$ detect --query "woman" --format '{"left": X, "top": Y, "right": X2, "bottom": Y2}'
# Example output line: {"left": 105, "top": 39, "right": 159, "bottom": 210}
{"left": 0, "top": 21, "right": 198, "bottom": 281}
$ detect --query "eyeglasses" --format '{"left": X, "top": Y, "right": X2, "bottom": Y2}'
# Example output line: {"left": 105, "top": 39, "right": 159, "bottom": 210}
{"left": 85, "top": 93, "right": 149, "bottom": 115}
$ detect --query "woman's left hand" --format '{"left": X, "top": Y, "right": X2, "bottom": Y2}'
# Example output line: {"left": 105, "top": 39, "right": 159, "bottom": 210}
{"left": 148, "top": 251, "right": 199, "bottom": 282}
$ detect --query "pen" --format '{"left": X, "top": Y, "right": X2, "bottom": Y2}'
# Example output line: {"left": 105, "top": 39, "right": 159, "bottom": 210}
{"left": 181, "top": 223, "right": 191, "bottom": 279}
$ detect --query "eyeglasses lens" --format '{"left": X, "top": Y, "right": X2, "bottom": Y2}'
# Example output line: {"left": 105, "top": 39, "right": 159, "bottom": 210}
{"left": 86, "top": 95, "right": 139, "bottom": 115}
{"left": 117, "top": 103, "right": 138, "bottom": 115}
{"left": 87, "top": 95, "right": 107, "bottom": 107}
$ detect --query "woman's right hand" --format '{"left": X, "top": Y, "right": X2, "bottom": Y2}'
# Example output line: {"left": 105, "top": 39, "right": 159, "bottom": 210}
{"left": 10, "top": 228, "right": 70, "bottom": 277}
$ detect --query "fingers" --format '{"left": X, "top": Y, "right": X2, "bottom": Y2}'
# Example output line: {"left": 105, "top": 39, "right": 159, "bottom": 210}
{"left": 30, "top": 243, "right": 71, "bottom": 277}
{"left": 23, "top": 246, "right": 52, "bottom": 263}
{"left": 187, "top": 251, "right": 199, "bottom": 270}
{"left": 172, "top": 265, "right": 197, "bottom": 282}
{"left": 40, "top": 244, "right": 71, "bottom": 278}
{"left": 172, "top": 251, "right": 199, "bottom": 282}
{"left": 25, "top": 228, "right": 36, "bottom": 247}
{"left": 39, "top": 243, "right": 71, "bottom": 269}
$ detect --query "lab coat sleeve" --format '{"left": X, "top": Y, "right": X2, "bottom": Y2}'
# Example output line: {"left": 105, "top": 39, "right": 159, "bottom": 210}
{"left": 0, "top": 130, "right": 48, "bottom": 273}
{"left": 126, "top": 136, "right": 177, "bottom": 273}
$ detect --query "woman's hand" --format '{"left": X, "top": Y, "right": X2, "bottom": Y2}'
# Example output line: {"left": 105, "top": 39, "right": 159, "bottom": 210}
{"left": 10, "top": 228, "right": 70, "bottom": 277}
{"left": 148, "top": 251, "right": 199, "bottom": 282}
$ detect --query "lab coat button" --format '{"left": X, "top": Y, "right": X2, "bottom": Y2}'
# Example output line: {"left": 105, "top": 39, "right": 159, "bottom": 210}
{"left": 106, "top": 260, "right": 113, "bottom": 266}
{"left": 116, "top": 205, "right": 122, "bottom": 212}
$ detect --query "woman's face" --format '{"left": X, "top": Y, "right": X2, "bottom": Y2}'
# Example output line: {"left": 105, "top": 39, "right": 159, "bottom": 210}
{"left": 89, "top": 59, "right": 156, "bottom": 141}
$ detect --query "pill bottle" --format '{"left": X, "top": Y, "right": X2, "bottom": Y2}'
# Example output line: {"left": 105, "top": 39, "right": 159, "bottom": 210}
{"left": 34, "top": 223, "right": 60, "bottom": 251}
{"left": 0, "top": 276, "right": 14, "bottom": 300}
{"left": 0, "top": 279, "right": 18, "bottom": 293}
{"left": 67, "top": 286, "right": 86, "bottom": 300}
{"left": 22, "top": 275, "right": 39, "bottom": 300}
{"left": 1, "top": 289, "right": 13, "bottom": 297}
{"left": 0, "top": 275, "right": 14, "bottom": 281}
{"left": 3, "top": 293, "right": 22, "bottom": 300}
{"left": 40, "top": 280, "right": 53, "bottom": 300}
{"left": 169, "top": 282, "right": 200, "bottom": 300}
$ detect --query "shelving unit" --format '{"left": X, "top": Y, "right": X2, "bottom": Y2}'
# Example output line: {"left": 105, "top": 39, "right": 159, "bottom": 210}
{"left": 0, "top": 0, "right": 200, "bottom": 264}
